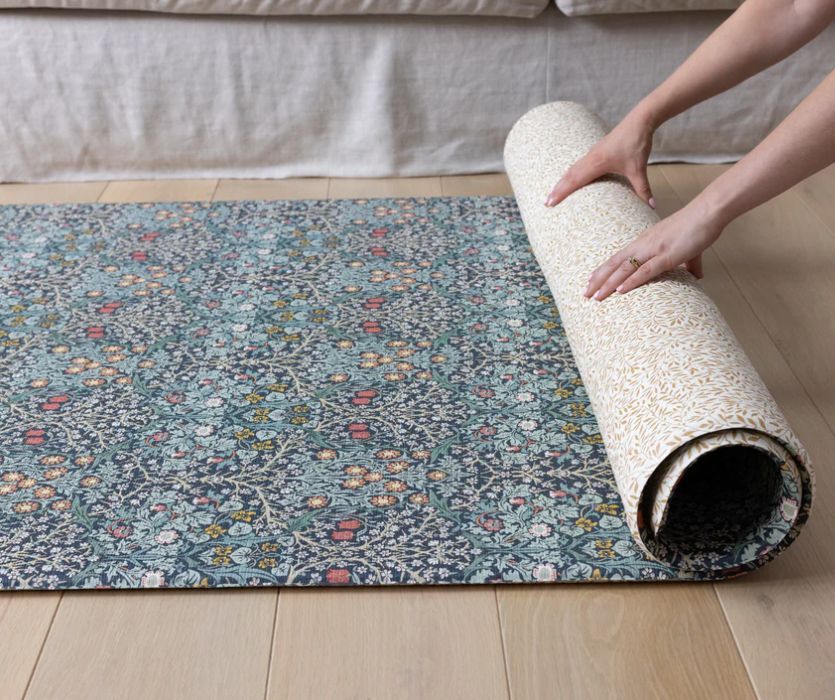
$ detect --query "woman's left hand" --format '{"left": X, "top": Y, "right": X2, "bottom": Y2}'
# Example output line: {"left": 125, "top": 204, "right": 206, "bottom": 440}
{"left": 584, "top": 199, "right": 724, "bottom": 301}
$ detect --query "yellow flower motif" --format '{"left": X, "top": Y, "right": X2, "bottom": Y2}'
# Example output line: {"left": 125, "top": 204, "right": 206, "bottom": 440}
{"left": 583, "top": 434, "right": 604, "bottom": 445}
{"left": 543, "top": 321, "right": 557, "bottom": 330}
{"left": 292, "top": 293, "right": 306, "bottom": 299}
{"left": 561, "top": 423, "right": 579, "bottom": 434}
{"left": 252, "top": 440, "right": 274, "bottom": 451}
{"left": 307, "top": 495, "right": 329, "bottom": 508}
{"left": 290, "top": 417, "right": 309, "bottom": 425}
{"left": 283, "top": 334, "right": 300, "bottom": 342}
{"left": 235, "top": 428, "right": 255, "bottom": 440}
{"left": 245, "top": 393, "right": 264, "bottom": 404}
{"left": 204, "top": 524, "right": 226, "bottom": 538}
{"left": 316, "top": 449, "right": 337, "bottom": 460}
{"left": 292, "top": 405, "right": 309, "bottom": 413}
{"left": 260, "top": 542, "right": 279, "bottom": 552}
{"left": 554, "top": 387, "right": 571, "bottom": 398}
{"left": 273, "top": 300, "right": 288, "bottom": 308}
{"left": 10, "top": 304, "right": 25, "bottom": 312}
{"left": 595, "top": 504, "right": 619, "bottom": 515}
{"left": 267, "top": 383, "right": 288, "bottom": 392}
{"left": 252, "top": 408, "right": 270, "bottom": 423}
{"left": 258, "top": 557, "right": 277, "bottom": 569}
{"left": 231, "top": 510, "right": 256, "bottom": 522}
{"left": 575, "top": 517, "right": 595, "bottom": 532}
{"left": 569, "top": 403, "right": 587, "bottom": 417}
{"left": 265, "top": 326, "right": 282, "bottom": 335}
{"left": 280, "top": 311, "right": 295, "bottom": 321}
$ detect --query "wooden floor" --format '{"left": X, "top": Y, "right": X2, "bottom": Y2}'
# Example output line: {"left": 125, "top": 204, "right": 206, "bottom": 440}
{"left": 0, "top": 166, "right": 833, "bottom": 699}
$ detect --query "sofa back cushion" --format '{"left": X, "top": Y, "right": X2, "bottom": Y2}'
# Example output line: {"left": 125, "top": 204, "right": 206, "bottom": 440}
{"left": 555, "top": 0, "right": 741, "bottom": 15}
{"left": 0, "top": 0, "right": 550, "bottom": 17}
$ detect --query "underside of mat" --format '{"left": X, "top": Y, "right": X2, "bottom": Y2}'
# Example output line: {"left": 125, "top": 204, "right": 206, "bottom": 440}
{"left": 504, "top": 101, "right": 813, "bottom": 576}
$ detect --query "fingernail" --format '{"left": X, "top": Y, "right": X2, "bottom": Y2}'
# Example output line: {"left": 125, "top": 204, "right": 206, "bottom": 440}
{"left": 544, "top": 198, "right": 551, "bottom": 207}
{"left": 616, "top": 285, "right": 624, "bottom": 293}
{"left": 593, "top": 290, "right": 602, "bottom": 301}
{"left": 648, "top": 197, "right": 656, "bottom": 209}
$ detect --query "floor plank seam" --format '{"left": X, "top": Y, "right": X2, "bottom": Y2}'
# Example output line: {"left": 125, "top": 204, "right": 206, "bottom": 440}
{"left": 710, "top": 584, "right": 760, "bottom": 699}
{"left": 493, "top": 588, "right": 514, "bottom": 700}
{"left": 263, "top": 591, "right": 281, "bottom": 700}
{"left": 209, "top": 178, "right": 222, "bottom": 202}
{"left": 21, "top": 592, "right": 62, "bottom": 700}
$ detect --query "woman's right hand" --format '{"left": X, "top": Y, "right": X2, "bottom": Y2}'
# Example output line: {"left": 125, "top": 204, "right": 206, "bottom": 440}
{"left": 544, "top": 110, "right": 657, "bottom": 209}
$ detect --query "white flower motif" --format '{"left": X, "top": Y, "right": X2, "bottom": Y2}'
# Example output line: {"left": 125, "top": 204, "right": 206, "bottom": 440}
{"left": 505, "top": 298, "right": 520, "bottom": 307}
{"left": 239, "top": 303, "right": 255, "bottom": 311}
{"left": 195, "top": 425, "right": 215, "bottom": 437}
{"left": 519, "top": 419, "right": 538, "bottom": 431}
{"left": 155, "top": 530, "right": 179, "bottom": 545}
{"left": 205, "top": 397, "right": 225, "bottom": 408}
{"left": 532, "top": 563, "right": 557, "bottom": 582}
{"left": 517, "top": 392, "right": 534, "bottom": 402}
{"left": 232, "top": 323, "right": 248, "bottom": 333}
{"left": 529, "top": 523, "right": 552, "bottom": 538}
{"left": 140, "top": 570, "right": 165, "bottom": 588}
{"left": 507, "top": 319, "right": 523, "bottom": 328}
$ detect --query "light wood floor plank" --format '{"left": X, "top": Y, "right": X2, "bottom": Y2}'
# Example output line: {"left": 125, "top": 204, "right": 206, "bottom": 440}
{"left": 98, "top": 179, "right": 218, "bottom": 203}
{"left": 440, "top": 173, "right": 513, "bottom": 197}
{"left": 657, "top": 164, "right": 835, "bottom": 699}
{"left": 793, "top": 163, "right": 835, "bottom": 233}
{"left": 499, "top": 584, "right": 754, "bottom": 700}
{"left": 0, "top": 182, "right": 107, "bottom": 204}
{"left": 0, "top": 593, "right": 61, "bottom": 700}
{"left": 267, "top": 587, "right": 508, "bottom": 700}
{"left": 213, "top": 178, "right": 329, "bottom": 201}
{"left": 26, "top": 590, "right": 277, "bottom": 700}
{"left": 327, "top": 177, "right": 442, "bottom": 199}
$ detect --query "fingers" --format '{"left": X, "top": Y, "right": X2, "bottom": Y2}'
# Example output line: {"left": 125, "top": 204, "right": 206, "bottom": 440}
{"left": 625, "top": 166, "right": 655, "bottom": 209}
{"left": 616, "top": 256, "right": 667, "bottom": 295}
{"left": 545, "top": 156, "right": 605, "bottom": 207}
{"left": 585, "top": 250, "right": 642, "bottom": 302}
{"left": 685, "top": 254, "right": 704, "bottom": 279}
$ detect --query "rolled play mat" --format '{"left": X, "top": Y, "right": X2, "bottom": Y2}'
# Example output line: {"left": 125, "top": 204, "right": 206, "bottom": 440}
{"left": 504, "top": 102, "right": 813, "bottom": 574}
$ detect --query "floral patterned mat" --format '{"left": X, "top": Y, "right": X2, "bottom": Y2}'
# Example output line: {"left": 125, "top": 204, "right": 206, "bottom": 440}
{"left": 0, "top": 196, "right": 698, "bottom": 589}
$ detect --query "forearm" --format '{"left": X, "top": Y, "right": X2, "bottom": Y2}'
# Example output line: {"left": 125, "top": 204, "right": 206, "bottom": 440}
{"left": 632, "top": 0, "right": 835, "bottom": 129}
{"left": 694, "top": 68, "right": 835, "bottom": 225}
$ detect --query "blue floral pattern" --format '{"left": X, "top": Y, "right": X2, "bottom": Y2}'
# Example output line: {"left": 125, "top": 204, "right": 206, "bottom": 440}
{"left": 0, "top": 197, "right": 755, "bottom": 589}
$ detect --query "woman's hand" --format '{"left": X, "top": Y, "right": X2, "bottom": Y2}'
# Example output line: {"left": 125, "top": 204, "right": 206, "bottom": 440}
{"left": 584, "top": 199, "right": 724, "bottom": 301}
{"left": 544, "top": 110, "right": 657, "bottom": 209}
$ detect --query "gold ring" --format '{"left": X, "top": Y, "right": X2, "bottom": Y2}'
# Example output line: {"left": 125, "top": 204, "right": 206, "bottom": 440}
{"left": 628, "top": 256, "right": 642, "bottom": 270}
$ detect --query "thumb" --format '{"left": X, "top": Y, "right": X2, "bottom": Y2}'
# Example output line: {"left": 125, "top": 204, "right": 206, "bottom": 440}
{"left": 626, "top": 167, "right": 655, "bottom": 209}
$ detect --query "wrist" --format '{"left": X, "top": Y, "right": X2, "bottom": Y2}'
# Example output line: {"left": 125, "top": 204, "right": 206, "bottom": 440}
{"left": 688, "top": 184, "right": 736, "bottom": 231}
{"left": 629, "top": 98, "right": 665, "bottom": 133}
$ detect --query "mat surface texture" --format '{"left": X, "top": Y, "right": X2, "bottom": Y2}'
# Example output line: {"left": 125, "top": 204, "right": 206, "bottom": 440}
{"left": 0, "top": 196, "right": 715, "bottom": 589}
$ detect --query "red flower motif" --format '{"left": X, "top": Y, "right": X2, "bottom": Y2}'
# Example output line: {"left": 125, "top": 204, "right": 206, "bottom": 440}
{"left": 97, "top": 302, "right": 122, "bottom": 315}
{"left": 326, "top": 568, "right": 350, "bottom": 584}
{"left": 338, "top": 519, "right": 362, "bottom": 530}
{"left": 130, "top": 251, "right": 148, "bottom": 262}
{"left": 107, "top": 522, "right": 133, "bottom": 538}
{"left": 331, "top": 530, "right": 354, "bottom": 541}
{"left": 370, "top": 227, "right": 388, "bottom": 238}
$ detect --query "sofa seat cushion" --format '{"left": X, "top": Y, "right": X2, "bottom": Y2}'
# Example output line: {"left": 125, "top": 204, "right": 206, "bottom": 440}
{"left": 555, "top": 0, "right": 741, "bottom": 15}
{"left": 0, "top": 0, "right": 549, "bottom": 17}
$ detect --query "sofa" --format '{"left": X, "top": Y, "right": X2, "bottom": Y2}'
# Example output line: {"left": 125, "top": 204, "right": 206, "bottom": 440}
{"left": 0, "top": 0, "right": 832, "bottom": 182}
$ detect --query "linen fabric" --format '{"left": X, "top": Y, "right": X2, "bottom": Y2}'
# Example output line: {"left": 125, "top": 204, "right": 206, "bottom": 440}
{"left": 554, "top": 0, "right": 741, "bottom": 16}
{"left": 1, "top": 7, "right": 833, "bottom": 182}
{"left": 504, "top": 102, "right": 813, "bottom": 573}
{"left": 0, "top": 0, "right": 549, "bottom": 16}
